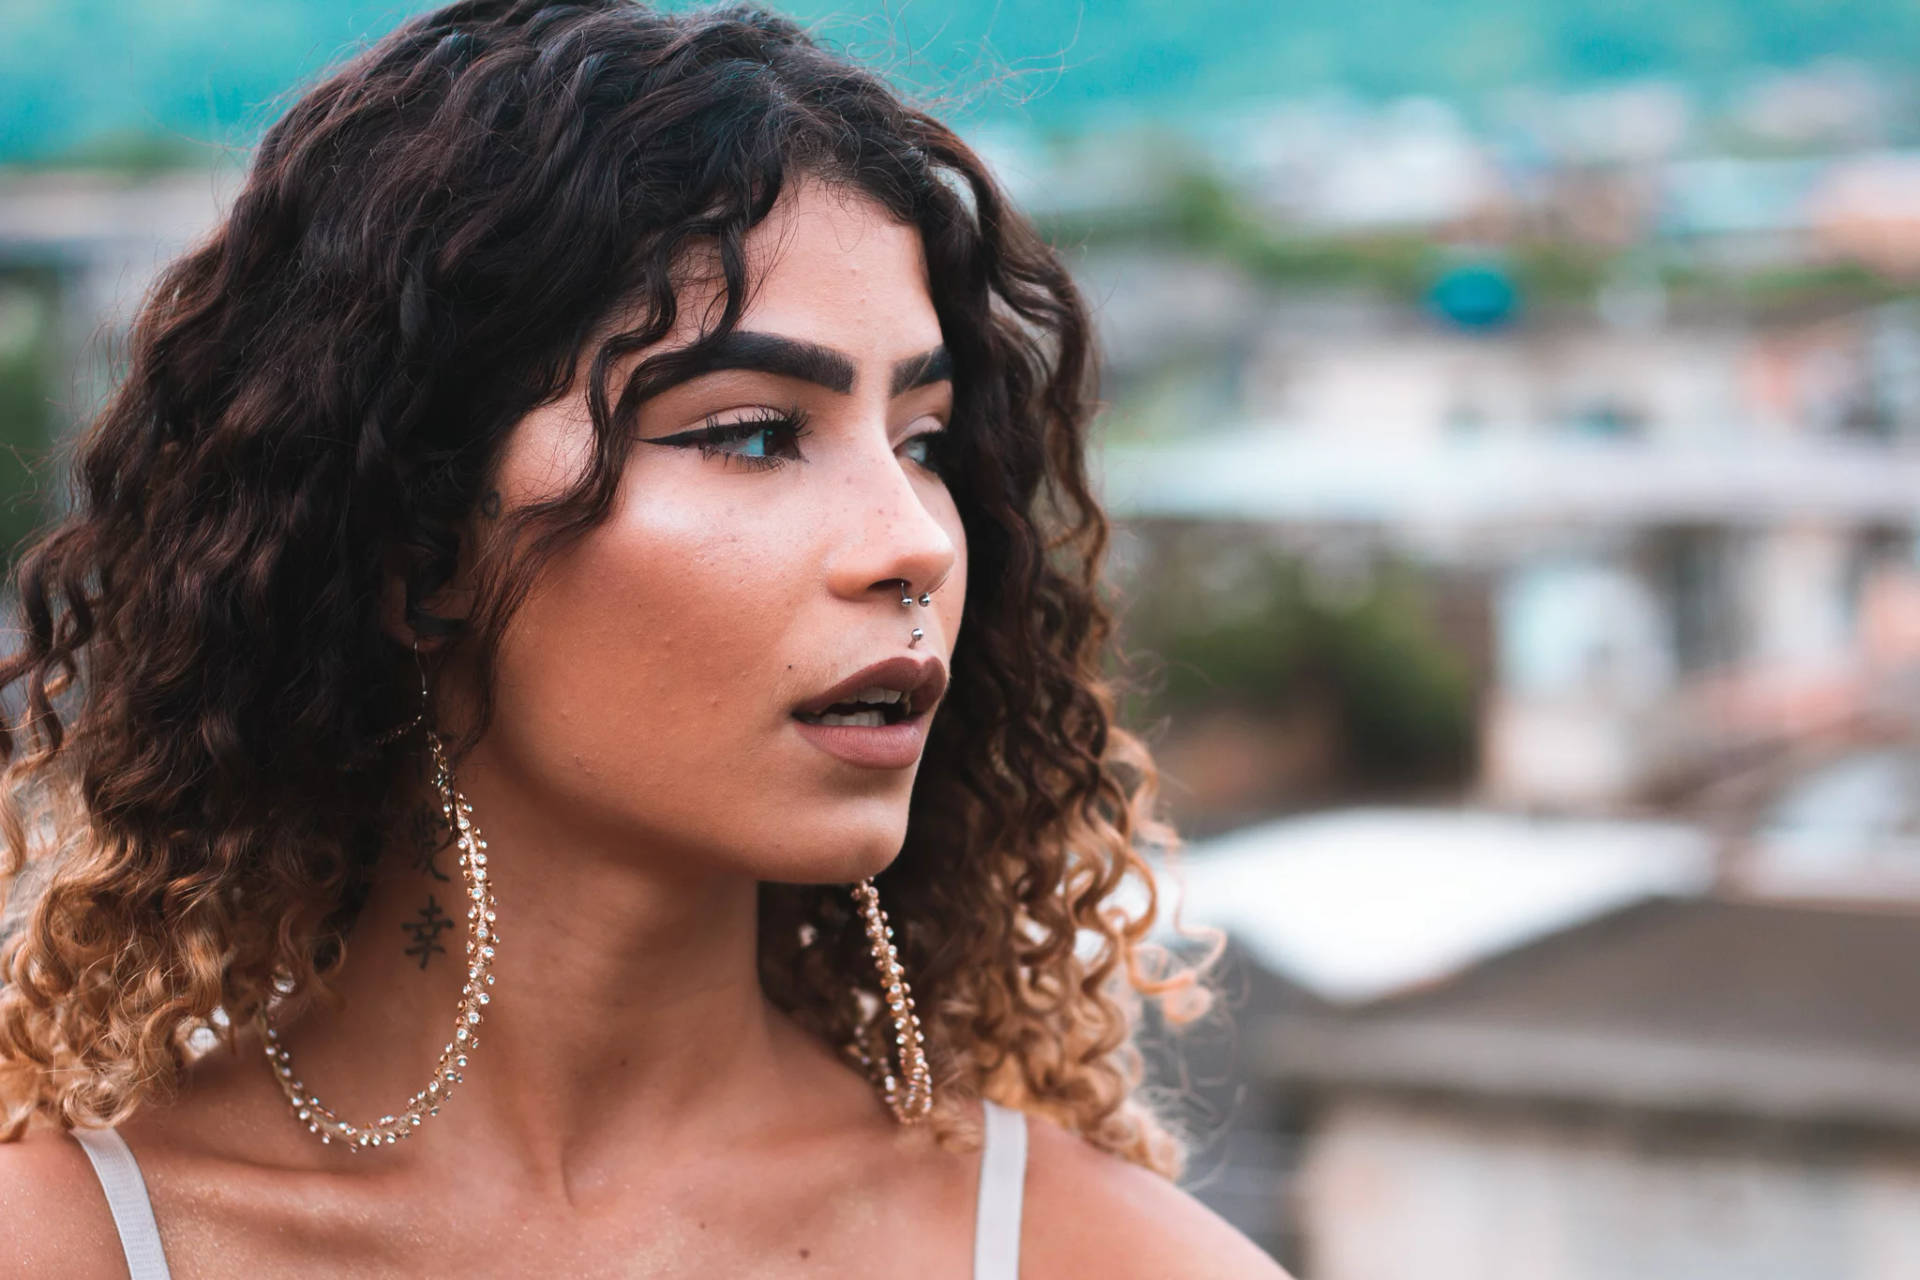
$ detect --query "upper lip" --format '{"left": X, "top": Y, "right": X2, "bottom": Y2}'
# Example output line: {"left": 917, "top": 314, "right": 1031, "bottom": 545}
{"left": 794, "top": 655, "right": 948, "bottom": 719}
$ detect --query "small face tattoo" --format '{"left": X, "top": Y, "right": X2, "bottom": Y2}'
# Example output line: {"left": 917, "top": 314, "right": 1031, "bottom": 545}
{"left": 479, "top": 489, "right": 502, "bottom": 518}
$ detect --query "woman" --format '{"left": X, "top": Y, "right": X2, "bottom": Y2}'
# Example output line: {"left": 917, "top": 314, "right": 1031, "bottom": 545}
{"left": 0, "top": 1, "right": 1286, "bottom": 1275}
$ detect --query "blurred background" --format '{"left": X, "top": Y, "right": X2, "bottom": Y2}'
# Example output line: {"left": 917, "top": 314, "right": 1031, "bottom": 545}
{"left": 10, "top": 1, "right": 1920, "bottom": 1275}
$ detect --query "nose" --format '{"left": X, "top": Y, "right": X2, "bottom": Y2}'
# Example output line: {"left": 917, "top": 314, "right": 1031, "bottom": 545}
{"left": 824, "top": 433, "right": 960, "bottom": 608}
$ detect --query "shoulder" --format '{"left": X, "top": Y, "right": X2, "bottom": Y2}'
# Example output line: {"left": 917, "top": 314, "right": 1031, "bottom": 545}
{"left": 0, "top": 1123, "right": 133, "bottom": 1278}
{"left": 1017, "top": 1107, "right": 1294, "bottom": 1280}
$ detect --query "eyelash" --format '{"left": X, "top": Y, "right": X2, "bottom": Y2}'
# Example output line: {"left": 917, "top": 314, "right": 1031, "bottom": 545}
{"left": 686, "top": 405, "right": 814, "bottom": 471}
{"left": 677, "top": 405, "right": 957, "bottom": 480}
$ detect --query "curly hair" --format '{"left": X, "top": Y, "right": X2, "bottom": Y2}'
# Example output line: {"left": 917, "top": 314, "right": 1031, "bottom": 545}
{"left": 0, "top": 0, "right": 1226, "bottom": 1175}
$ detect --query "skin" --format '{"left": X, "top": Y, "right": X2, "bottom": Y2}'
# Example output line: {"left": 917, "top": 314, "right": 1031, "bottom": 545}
{"left": 0, "top": 175, "right": 1290, "bottom": 1278}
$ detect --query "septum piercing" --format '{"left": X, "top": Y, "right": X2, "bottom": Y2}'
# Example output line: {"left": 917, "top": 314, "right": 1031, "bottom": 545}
{"left": 898, "top": 580, "right": 932, "bottom": 644}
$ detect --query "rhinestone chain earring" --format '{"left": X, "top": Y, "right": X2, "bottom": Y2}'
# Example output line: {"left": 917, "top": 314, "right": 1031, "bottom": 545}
{"left": 845, "top": 876, "right": 934, "bottom": 1122}
{"left": 258, "top": 641, "right": 499, "bottom": 1150}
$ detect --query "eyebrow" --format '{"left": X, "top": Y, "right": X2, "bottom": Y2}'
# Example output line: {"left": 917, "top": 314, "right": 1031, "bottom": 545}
{"left": 665, "top": 330, "right": 951, "bottom": 397}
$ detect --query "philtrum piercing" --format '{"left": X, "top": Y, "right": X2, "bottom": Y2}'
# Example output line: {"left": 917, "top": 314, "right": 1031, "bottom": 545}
{"left": 899, "top": 579, "right": 932, "bottom": 645}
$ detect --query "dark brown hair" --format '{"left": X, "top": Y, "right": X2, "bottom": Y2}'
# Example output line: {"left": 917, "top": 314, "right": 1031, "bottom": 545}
{"left": 0, "top": 0, "right": 1224, "bottom": 1174}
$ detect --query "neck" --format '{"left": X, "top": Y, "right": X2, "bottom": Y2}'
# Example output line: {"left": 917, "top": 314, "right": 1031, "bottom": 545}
{"left": 259, "top": 738, "right": 869, "bottom": 1189}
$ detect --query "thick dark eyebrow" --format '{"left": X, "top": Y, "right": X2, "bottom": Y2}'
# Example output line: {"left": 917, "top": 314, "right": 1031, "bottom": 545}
{"left": 666, "top": 330, "right": 949, "bottom": 397}
{"left": 890, "top": 343, "right": 952, "bottom": 396}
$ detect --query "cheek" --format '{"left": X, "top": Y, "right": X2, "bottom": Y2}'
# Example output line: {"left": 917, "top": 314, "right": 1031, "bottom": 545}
{"left": 488, "top": 487, "right": 800, "bottom": 810}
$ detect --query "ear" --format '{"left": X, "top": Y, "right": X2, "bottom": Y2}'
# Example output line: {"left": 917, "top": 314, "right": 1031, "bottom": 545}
{"left": 378, "top": 545, "right": 414, "bottom": 649}
{"left": 378, "top": 506, "right": 491, "bottom": 652}
{"left": 376, "top": 528, "right": 479, "bottom": 651}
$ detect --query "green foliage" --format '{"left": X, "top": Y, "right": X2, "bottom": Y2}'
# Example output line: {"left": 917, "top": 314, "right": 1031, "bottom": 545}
{"left": 1046, "top": 166, "right": 1444, "bottom": 299}
{"left": 1052, "top": 162, "right": 1920, "bottom": 312}
{"left": 1319, "top": 575, "right": 1480, "bottom": 781}
{"left": 1116, "top": 529, "right": 1477, "bottom": 786}
{"left": 1659, "top": 256, "right": 1913, "bottom": 309}
{"left": 0, "top": 273, "right": 61, "bottom": 566}
{"left": 14, "top": 130, "right": 210, "bottom": 176}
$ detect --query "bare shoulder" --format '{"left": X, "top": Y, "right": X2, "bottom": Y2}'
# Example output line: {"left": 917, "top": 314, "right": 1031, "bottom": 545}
{"left": 0, "top": 1123, "right": 131, "bottom": 1278}
{"left": 1018, "top": 1108, "right": 1294, "bottom": 1279}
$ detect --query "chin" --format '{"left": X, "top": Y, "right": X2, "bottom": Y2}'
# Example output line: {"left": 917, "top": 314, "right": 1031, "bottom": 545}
{"left": 754, "top": 830, "right": 906, "bottom": 886}
{"left": 752, "top": 792, "right": 910, "bottom": 870}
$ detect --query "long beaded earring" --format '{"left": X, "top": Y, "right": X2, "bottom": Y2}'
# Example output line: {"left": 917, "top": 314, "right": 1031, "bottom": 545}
{"left": 845, "top": 876, "right": 933, "bottom": 1123}
{"left": 257, "top": 642, "right": 499, "bottom": 1150}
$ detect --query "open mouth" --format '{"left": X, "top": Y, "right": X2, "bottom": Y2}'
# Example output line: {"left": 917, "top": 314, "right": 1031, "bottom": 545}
{"left": 791, "top": 690, "right": 918, "bottom": 728}
{"left": 791, "top": 656, "right": 946, "bottom": 730}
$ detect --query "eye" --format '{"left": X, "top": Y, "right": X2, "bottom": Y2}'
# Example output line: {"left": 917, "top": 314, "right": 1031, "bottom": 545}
{"left": 648, "top": 405, "right": 812, "bottom": 472}
{"left": 902, "top": 426, "right": 956, "bottom": 481}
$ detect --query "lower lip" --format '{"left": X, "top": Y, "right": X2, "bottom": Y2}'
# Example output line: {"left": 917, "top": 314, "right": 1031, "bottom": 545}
{"left": 790, "top": 712, "right": 929, "bottom": 769}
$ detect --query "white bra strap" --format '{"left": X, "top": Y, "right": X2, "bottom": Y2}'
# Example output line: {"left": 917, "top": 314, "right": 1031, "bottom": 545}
{"left": 71, "top": 1126, "right": 173, "bottom": 1280}
{"left": 974, "top": 1098, "right": 1028, "bottom": 1280}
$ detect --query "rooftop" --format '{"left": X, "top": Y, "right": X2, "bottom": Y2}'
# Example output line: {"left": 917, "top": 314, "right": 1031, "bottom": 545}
{"left": 1144, "top": 806, "right": 1713, "bottom": 1004}
{"left": 1255, "top": 895, "right": 1920, "bottom": 1129}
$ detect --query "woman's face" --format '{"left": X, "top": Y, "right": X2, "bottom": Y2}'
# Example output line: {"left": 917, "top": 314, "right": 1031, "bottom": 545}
{"left": 469, "top": 175, "right": 965, "bottom": 884}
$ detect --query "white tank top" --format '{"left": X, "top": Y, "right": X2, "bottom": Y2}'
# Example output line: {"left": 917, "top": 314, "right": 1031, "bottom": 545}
{"left": 73, "top": 1096, "right": 1029, "bottom": 1279}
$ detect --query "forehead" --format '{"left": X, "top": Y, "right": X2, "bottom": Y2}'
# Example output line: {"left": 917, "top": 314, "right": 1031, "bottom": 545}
{"left": 679, "top": 177, "right": 939, "bottom": 354}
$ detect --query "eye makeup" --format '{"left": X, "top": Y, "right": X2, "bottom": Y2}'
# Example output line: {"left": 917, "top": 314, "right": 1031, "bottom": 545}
{"left": 642, "top": 403, "right": 959, "bottom": 481}
{"left": 645, "top": 404, "right": 813, "bottom": 472}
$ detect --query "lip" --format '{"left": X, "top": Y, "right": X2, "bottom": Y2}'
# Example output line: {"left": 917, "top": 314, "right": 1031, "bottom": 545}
{"left": 792, "top": 656, "right": 948, "bottom": 720}
{"left": 790, "top": 655, "right": 947, "bottom": 770}
{"left": 790, "top": 715, "right": 931, "bottom": 769}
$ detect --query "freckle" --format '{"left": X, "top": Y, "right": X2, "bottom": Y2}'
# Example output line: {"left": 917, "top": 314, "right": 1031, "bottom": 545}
{"left": 799, "top": 1247, "right": 811, "bottom": 1259}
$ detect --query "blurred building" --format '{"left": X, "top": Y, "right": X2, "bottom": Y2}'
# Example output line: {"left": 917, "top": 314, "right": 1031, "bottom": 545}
{"left": 1258, "top": 897, "right": 1920, "bottom": 1280}
{"left": 1143, "top": 806, "right": 1716, "bottom": 1267}
{"left": 1093, "top": 277, "right": 1920, "bottom": 814}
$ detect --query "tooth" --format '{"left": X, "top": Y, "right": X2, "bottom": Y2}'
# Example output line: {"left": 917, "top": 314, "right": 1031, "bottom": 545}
{"left": 813, "top": 710, "right": 888, "bottom": 726}
{"left": 849, "top": 685, "right": 903, "bottom": 704}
